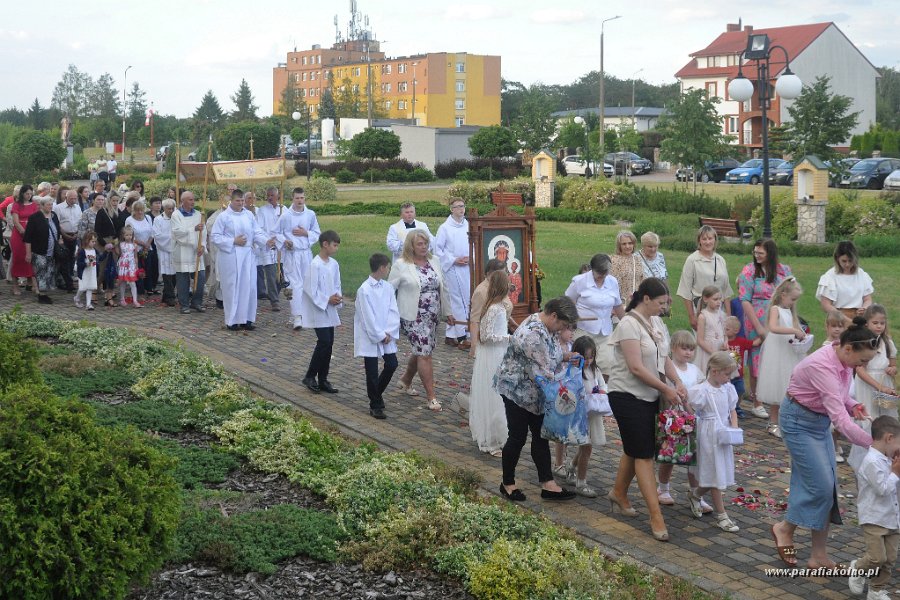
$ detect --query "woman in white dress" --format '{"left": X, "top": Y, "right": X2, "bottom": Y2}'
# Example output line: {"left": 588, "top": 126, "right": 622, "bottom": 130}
{"left": 468, "top": 270, "right": 512, "bottom": 456}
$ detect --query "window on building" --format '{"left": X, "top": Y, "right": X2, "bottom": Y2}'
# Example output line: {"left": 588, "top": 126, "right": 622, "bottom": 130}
{"left": 291, "top": 57, "right": 296, "bottom": 63}
{"left": 726, "top": 116, "right": 739, "bottom": 134}
{"left": 455, "top": 99, "right": 465, "bottom": 110}
{"left": 317, "top": 55, "right": 321, "bottom": 64}
{"left": 399, "top": 63, "right": 407, "bottom": 74}
{"left": 398, "top": 100, "right": 406, "bottom": 110}
{"left": 456, "top": 80, "right": 465, "bottom": 92}
{"left": 455, "top": 117, "right": 465, "bottom": 127}
{"left": 705, "top": 81, "right": 717, "bottom": 98}
{"left": 353, "top": 67, "right": 360, "bottom": 77}
{"left": 302, "top": 72, "right": 307, "bottom": 82}
{"left": 301, "top": 89, "right": 306, "bottom": 97}
{"left": 385, "top": 64, "right": 392, "bottom": 74}
{"left": 385, "top": 100, "right": 391, "bottom": 110}
{"left": 352, "top": 84, "right": 359, "bottom": 93}
{"left": 302, "top": 57, "right": 307, "bottom": 65}
{"left": 384, "top": 82, "right": 391, "bottom": 93}
{"left": 455, "top": 62, "right": 465, "bottom": 73}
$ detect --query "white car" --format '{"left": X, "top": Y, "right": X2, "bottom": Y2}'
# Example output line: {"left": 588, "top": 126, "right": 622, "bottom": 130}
{"left": 563, "top": 155, "right": 614, "bottom": 177}
{"left": 884, "top": 168, "right": 900, "bottom": 191}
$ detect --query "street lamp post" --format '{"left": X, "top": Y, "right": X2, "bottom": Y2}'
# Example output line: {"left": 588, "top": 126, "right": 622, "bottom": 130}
{"left": 292, "top": 109, "right": 312, "bottom": 181}
{"left": 599, "top": 15, "right": 621, "bottom": 154}
{"left": 122, "top": 65, "right": 132, "bottom": 161}
{"left": 727, "top": 33, "right": 802, "bottom": 238}
{"left": 410, "top": 61, "right": 418, "bottom": 125}
{"left": 630, "top": 68, "right": 644, "bottom": 128}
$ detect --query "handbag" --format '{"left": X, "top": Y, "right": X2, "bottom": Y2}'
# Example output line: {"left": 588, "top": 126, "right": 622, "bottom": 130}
{"left": 537, "top": 357, "right": 589, "bottom": 445}
{"left": 655, "top": 408, "right": 697, "bottom": 465}
{"left": 54, "top": 242, "right": 69, "bottom": 262}
{"left": 586, "top": 385, "right": 612, "bottom": 416}
{"left": 717, "top": 426, "right": 744, "bottom": 446}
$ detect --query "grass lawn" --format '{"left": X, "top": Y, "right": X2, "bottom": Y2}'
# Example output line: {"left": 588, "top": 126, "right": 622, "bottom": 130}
{"left": 316, "top": 214, "right": 899, "bottom": 343}
{"left": 629, "top": 178, "right": 884, "bottom": 203}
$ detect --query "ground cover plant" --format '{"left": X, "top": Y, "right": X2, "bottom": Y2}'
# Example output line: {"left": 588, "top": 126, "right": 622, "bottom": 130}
{"left": 1, "top": 312, "right": 719, "bottom": 600}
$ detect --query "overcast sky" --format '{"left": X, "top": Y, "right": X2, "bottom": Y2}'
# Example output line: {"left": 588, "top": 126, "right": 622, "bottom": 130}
{"left": 2, "top": 0, "right": 896, "bottom": 118}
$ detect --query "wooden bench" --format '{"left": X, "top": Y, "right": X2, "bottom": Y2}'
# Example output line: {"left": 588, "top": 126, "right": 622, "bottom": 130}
{"left": 698, "top": 217, "right": 755, "bottom": 242}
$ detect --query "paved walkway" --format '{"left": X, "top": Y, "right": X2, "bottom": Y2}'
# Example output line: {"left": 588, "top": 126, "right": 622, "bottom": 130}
{"left": 2, "top": 288, "right": 870, "bottom": 600}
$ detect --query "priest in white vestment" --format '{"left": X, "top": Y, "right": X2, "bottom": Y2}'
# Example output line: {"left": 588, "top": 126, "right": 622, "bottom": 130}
{"left": 434, "top": 198, "right": 471, "bottom": 347}
{"left": 210, "top": 193, "right": 270, "bottom": 330}
{"left": 386, "top": 202, "right": 432, "bottom": 262}
{"left": 276, "top": 187, "right": 321, "bottom": 329}
{"left": 255, "top": 187, "right": 285, "bottom": 310}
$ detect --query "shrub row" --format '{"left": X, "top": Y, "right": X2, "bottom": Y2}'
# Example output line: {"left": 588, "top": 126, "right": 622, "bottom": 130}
{"left": 301, "top": 157, "right": 424, "bottom": 177}
{"left": 434, "top": 158, "right": 524, "bottom": 180}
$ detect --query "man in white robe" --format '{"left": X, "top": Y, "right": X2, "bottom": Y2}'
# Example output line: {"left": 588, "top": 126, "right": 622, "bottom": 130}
{"left": 210, "top": 190, "right": 270, "bottom": 331}
{"left": 255, "top": 186, "right": 284, "bottom": 311}
{"left": 170, "top": 191, "right": 206, "bottom": 314}
{"left": 434, "top": 197, "right": 471, "bottom": 348}
{"left": 205, "top": 183, "right": 236, "bottom": 308}
{"left": 385, "top": 202, "right": 432, "bottom": 262}
{"left": 276, "top": 187, "right": 321, "bottom": 330}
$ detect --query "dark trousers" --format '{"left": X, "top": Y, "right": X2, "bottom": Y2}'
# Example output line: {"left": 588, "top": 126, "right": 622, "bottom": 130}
{"left": 257, "top": 263, "right": 279, "bottom": 305}
{"left": 364, "top": 354, "right": 398, "bottom": 410}
{"left": 58, "top": 237, "right": 76, "bottom": 290}
{"left": 144, "top": 248, "right": 158, "bottom": 292}
{"left": 501, "top": 395, "right": 552, "bottom": 486}
{"left": 306, "top": 326, "right": 334, "bottom": 383}
{"left": 176, "top": 270, "right": 206, "bottom": 309}
{"left": 161, "top": 274, "right": 176, "bottom": 304}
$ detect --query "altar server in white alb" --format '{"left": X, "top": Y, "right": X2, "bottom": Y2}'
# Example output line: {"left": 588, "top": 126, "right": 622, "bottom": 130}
{"left": 386, "top": 202, "right": 432, "bottom": 262}
{"left": 301, "top": 230, "right": 343, "bottom": 395}
{"left": 254, "top": 186, "right": 284, "bottom": 312}
{"left": 434, "top": 197, "right": 472, "bottom": 349}
{"left": 277, "top": 187, "right": 320, "bottom": 330}
{"left": 354, "top": 253, "right": 401, "bottom": 420}
{"left": 210, "top": 190, "right": 270, "bottom": 331}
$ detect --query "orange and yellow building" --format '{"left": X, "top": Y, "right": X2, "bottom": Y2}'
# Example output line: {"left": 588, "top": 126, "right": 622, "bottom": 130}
{"left": 272, "top": 40, "right": 500, "bottom": 128}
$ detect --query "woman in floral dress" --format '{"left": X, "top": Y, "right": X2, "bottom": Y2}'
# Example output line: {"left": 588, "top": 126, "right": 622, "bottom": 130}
{"left": 736, "top": 239, "right": 792, "bottom": 414}
{"left": 389, "top": 230, "right": 452, "bottom": 412}
{"left": 610, "top": 230, "right": 644, "bottom": 306}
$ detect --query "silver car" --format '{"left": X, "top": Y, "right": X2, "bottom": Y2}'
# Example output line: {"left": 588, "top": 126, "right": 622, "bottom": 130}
{"left": 884, "top": 168, "right": 900, "bottom": 191}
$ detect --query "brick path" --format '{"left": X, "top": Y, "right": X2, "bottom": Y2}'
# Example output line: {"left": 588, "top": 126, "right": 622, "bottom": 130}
{"left": 2, "top": 287, "right": 873, "bottom": 600}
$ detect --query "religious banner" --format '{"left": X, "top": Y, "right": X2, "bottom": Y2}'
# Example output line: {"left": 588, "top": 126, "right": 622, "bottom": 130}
{"left": 179, "top": 158, "right": 285, "bottom": 184}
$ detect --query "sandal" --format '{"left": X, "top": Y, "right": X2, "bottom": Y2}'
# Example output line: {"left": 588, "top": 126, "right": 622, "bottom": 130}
{"left": 396, "top": 381, "right": 420, "bottom": 396}
{"left": 770, "top": 524, "right": 797, "bottom": 566}
{"left": 489, "top": 449, "right": 503, "bottom": 457}
{"left": 716, "top": 515, "right": 740, "bottom": 532}
{"left": 427, "top": 398, "right": 442, "bottom": 412}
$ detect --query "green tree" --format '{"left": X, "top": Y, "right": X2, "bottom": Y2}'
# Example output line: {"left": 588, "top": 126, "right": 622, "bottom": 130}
{"left": 87, "top": 73, "right": 120, "bottom": 118}
{"left": 468, "top": 125, "right": 519, "bottom": 179}
{"left": 319, "top": 87, "right": 337, "bottom": 120}
{"left": 349, "top": 128, "right": 401, "bottom": 181}
{"left": 876, "top": 67, "right": 900, "bottom": 130}
{"left": 767, "top": 123, "right": 792, "bottom": 157}
{"left": 13, "top": 129, "right": 66, "bottom": 171}
{"left": 230, "top": 79, "right": 258, "bottom": 122}
{"left": 511, "top": 85, "right": 557, "bottom": 153}
{"left": 278, "top": 82, "right": 304, "bottom": 118}
{"left": 658, "top": 88, "right": 733, "bottom": 192}
{"left": 27, "top": 98, "right": 46, "bottom": 130}
{"left": 51, "top": 64, "right": 92, "bottom": 119}
{"left": 192, "top": 90, "right": 225, "bottom": 144}
{"left": 215, "top": 121, "right": 280, "bottom": 160}
{"left": 334, "top": 77, "right": 363, "bottom": 119}
{"left": 0, "top": 108, "right": 27, "bottom": 126}
{"left": 556, "top": 118, "right": 588, "bottom": 152}
{"left": 615, "top": 119, "right": 642, "bottom": 153}
{"left": 781, "top": 76, "right": 859, "bottom": 162}
{"left": 126, "top": 82, "right": 148, "bottom": 141}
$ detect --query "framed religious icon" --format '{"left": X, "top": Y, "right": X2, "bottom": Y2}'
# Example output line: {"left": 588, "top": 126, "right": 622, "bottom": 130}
{"left": 468, "top": 188, "right": 539, "bottom": 324}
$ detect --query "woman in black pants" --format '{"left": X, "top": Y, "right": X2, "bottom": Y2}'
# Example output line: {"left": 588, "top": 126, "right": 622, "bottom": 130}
{"left": 494, "top": 296, "right": 581, "bottom": 502}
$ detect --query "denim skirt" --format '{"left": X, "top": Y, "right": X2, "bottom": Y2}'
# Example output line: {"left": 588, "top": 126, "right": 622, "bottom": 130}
{"left": 780, "top": 396, "right": 842, "bottom": 530}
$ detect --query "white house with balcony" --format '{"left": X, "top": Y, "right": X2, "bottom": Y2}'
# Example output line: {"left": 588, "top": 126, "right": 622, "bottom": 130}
{"left": 675, "top": 22, "right": 879, "bottom": 152}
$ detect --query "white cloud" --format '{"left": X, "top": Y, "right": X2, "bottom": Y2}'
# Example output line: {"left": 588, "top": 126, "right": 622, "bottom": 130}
{"left": 529, "top": 9, "right": 589, "bottom": 24}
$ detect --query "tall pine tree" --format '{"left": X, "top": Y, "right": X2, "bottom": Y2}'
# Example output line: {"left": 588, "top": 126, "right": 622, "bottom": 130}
{"left": 230, "top": 79, "right": 258, "bottom": 122}
{"left": 192, "top": 90, "right": 225, "bottom": 143}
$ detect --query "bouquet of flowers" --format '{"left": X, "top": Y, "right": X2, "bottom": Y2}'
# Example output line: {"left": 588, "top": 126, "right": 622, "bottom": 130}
{"left": 655, "top": 408, "right": 697, "bottom": 465}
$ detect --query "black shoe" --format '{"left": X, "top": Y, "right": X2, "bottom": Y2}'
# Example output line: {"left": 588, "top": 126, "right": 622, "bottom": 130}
{"left": 370, "top": 408, "right": 386, "bottom": 419}
{"left": 227, "top": 324, "right": 241, "bottom": 331}
{"left": 37, "top": 294, "right": 53, "bottom": 304}
{"left": 318, "top": 380, "right": 339, "bottom": 394}
{"left": 193, "top": 305, "right": 206, "bottom": 313}
{"left": 499, "top": 484, "right": 526, "bottom": 502}
{"left": 302, "top": 377, "right": 320, "bottom": 393}
{"left": 216, "top": 300, "right": 224, "bottom": 309}
{"left": 165, "top": 299, "right": 176, "bottom": 307}
{"left": 541, "top": 488, "right": 577, "bottom": 501}
{"left": 242, "top": 322, "right": 256, "bottom": 331}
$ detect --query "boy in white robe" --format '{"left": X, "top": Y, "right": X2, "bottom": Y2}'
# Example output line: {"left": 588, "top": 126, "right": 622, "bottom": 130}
{"left": 255, "top": 186, "right": 285, "bottom": 311}
{"left": 301, "top": 230, "right": 342, "bottom": 394}
{"left": 354, "top": 253, "right": 401, "bottom": 419}
{"left": 277, "top": 187, "right": 321, "bottom": 330}
{"left": 434, "top": 197, "right": 471, "bottom": 348}
{"left": 385, "top": 202, "right": 432, "bottom": 262}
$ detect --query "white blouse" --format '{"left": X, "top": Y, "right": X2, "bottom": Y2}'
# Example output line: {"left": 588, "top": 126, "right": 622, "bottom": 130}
{"left": 564, "top": 271, "right": 622, "bottom": 336}
{"left": 815, "top": 268, "right": 874, "bottom": 308}
{"left": 125, "top": 214, "right": 154, "bottom": 246}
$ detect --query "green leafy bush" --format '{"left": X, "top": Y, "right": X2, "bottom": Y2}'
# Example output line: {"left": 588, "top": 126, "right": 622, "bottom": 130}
{"left": 89, "top": 398, "right": 188, "bottom": 433}
{"left": 732, "top": 192, "right": 761, "bottom": 221}
{"left": 59, "top": 325, "right": 175, "bottom": 377}
{"left": 335, "top": 168, "right": 357, "bottom": 183}
{"left": 448, "top": 179, "right": 535, "bottom": 205}
{"left": 408, "top": 167, "right": 435, "bottom": 182}
{"left": 383, "top": 168, "right": 409, "bottom": 182}
{"left": 150, "top": 439, "right": 240, "bottom": 489}
{"left": 0, "top": 385, "right": 180, "bottom": 600}
{"left": 0, "top": 312, "right": 76, "bottom": 338}
{"left": 629, "top": 185, "right": 731, "bottom": 218}
{"left": 0, "top": 330, "right": 41, "bottom": 392}
{"left": 43, "top": 365, "right": 134, "bottom": 398}
{"left": 132, "top": 352, "right": 230, "bottom": 405}
{"left": 560, "top": 178, "right": 632, "bottom": 211}
{"left": 172, "top": 503, "right": 345, "bottom": 574}
{"left": 304, "top": 176, "right": 338, "bottom": 203}
{"left": 362, "top": 168, "right": 384, "bottom": 182}
{"left": 181, "top": 379, "right": 266, "bottom": 433}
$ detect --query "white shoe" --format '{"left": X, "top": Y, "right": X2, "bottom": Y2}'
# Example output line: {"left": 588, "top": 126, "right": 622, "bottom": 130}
{"left": 553, "top": 464, "right": 575, "bottom": 484}
{"left": 848, "top": 559, "right": 865, "bottom": 595}
{"left": 687, "top": 493, "right": 703, "bottom": 518}
{"left": 575, "top": 484, "right": 598, "bottom": 498}
{"left": 293, "top": 316, "right": 303, "bottom": 330}
{"left": 867, "top": 589, "right": 890, "bottom": 600}
{"left": 750, "top": 405, "right": 769, "bottom": 419}
{"left": 836, "top": 454, "right": 845, "bottom": 464}
{"left": 767, "top": 423, "right": 782, "bottom": 439}
{"left": 699, "top": 497, "right": 714, "bottom": 514}
{"left": 74, "top": 298, "right": 84, "bottom": 308}
{"left": 396, "top": 381, "right": 420, "bottom": 396}
{"left": 657, "top": 489, "right": 675, "bottom": 505}
{"left": 715, "top": 514, "right": 740, "bottom": 532}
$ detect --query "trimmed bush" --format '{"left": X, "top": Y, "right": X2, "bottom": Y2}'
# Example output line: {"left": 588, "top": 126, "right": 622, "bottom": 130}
{"left": 132, "top": 352, "right": 230, "bottom": 405}
{"left": 560, "top": 178, "right": 633, "bottom": 211}
{"left": 362, "top": 168, "right": 384, "bottom": 183}
{"left": 303, "top": 176, "right": 338, "bottom": 203}
{"left": 0, "top": 330, "right": 41, "bottom": 392}
{"left": 335, "top": 168, "right": 357, "bottom": 183}
{"left": 0, "top": 312, "right": 76, "bottom": 338}
{"left": 89, "top": 398, "right": 188, "bottom": 433}
{"left": 434, "top": 157, "right": 522, "bottom": 180}
{"left": 383, "top": 168, "right": 409, "bottom": 182}
{"left": 60, "top": 325, "right": 175, "bottom": 377}
{"left": 0, "top": 385, "right": 180, "bottom": 600}
{"left": 408, "top": 167, "right": 435, "bottom": 182}
{"left": 448, "top": 179, "right": 535, "bottom": 205}
{"left": 151, "top": 439, "right": 240, "bottom": 489}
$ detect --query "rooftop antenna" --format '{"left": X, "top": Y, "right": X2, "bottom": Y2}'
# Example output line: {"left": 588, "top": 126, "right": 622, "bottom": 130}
{"left": 334, "top": 15, "right": 341, "bottom": 43}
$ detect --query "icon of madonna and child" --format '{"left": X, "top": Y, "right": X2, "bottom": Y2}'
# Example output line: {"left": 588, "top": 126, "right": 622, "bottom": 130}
{"left": 487, "top": 233, "right": 524, "bottom": 304}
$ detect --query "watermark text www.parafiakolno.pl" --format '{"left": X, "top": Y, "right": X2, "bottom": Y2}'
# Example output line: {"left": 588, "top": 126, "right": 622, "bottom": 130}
{"left": 765, "top": 566, "right": 879, "bottom": 578}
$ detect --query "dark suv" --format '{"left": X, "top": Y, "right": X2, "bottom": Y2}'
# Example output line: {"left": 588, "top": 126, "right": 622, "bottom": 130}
{"left": 676, "top": 158, "right": 739, "bottom": 183}
{"left": 839, "top": 157, "right": 900, "bottom": 190}
{"left": 604, "top": 152, "right": 652, "bottom": 176}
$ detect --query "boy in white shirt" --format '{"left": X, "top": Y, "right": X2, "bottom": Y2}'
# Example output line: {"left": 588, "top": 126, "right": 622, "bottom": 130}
{"left": 354, "top": 253, "right": 401, "bottom": 419}
{"left": 848, "top": 415, "right": 900, "bottom": 600}
{"left": 301, "top": 230, "right": 342, "bottom": 394}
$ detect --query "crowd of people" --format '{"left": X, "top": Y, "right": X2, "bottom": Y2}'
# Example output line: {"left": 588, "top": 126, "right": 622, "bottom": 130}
{"left": 1, "top": 187, "right": 898, "bottom": 593}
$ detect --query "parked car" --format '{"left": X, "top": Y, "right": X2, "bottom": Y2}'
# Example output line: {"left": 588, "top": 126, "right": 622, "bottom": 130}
{"left": 839, "top": 157, "right": 900, "bottom": 190}
{"left": 826, "top": 158, "right": 860, "bottom": 187}
{"left": 562, "top": 155, "right": 614, "bottom": 177}
{"left": 604, "top": 152, "right": 652, "bottom": 175}
{"left": 675, "top": 158, "right": 740, "bottom": 183}
{"left": 769, "top": 162, "right": 795, "bottom": 185}
{"left": 724, "top": 158, "right": 786, "bottom": 184}
{"left": 884, "top": 168, "right": 900, "bottom": 191}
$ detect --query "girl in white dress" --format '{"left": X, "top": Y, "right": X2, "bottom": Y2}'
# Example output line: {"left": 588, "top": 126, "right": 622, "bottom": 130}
{"left": 468, "top": 270, "right": 511, "bottom": 456}
{"left": 687, "top": 351, "right": 740, "bottom": 532}
{"left": 756, "top": 277, "right": 806, "bottom": 437}
{"left": 694, "top": 285, "right": 727, "bottom": 373}
{"left": 74, "top": 232, "right": 98, "bottom": 310}
{"left": 848, "top": 305, "right": 898, "bottom": 470}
